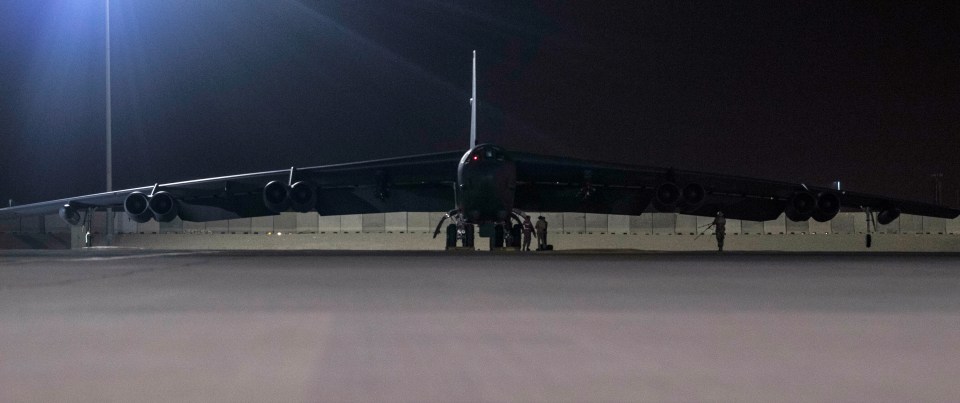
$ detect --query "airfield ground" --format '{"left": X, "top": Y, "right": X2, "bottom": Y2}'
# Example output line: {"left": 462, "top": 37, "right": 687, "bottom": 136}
{"left": 1, "top": 250, "right": 958, "bottom": 402}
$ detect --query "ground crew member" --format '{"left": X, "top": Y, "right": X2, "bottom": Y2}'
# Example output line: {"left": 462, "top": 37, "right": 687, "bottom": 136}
{"left": 521, "top": 216, "right": 536, "bottom": 251}
{"left": 535, "top": 216, "right": 548, "bottom": 250}
{"left": 713, "top": 211, "right": 726, "bottom": 252}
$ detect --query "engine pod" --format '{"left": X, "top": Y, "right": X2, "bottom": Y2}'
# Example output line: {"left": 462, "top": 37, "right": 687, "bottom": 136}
{"left": 58, "top": 205, "right": 82, "bottom": 226}
{"left": 124, "top": 192, "right": 153, "bottom": 223}
{"left": 812, "top": 192, "right": 840, "bottom": 222}
{"left": 149, "top": 191, "right": 180, "bottom": 222}
{"left": 263, "top": 180, "right": 290, "bottom": 213}
{"left": 288, "top": 181, "right": 317, "bottom": 213}
{"left": 652, "top": 183, "right": 681, "bottom": 212}
{"left": 680, "top": 183, "right": 706, "bottom": 208}
{"left": 877, "top": 208, "right": 901, "bottom": 225}
{"left": 784, "top": 192, "right": 816, "bottom": 222}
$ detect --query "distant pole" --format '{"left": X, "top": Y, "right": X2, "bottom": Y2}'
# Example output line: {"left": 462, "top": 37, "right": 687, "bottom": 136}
{"left": 930, "top": 173, "right": 943, "bottom": 205}
{"left": 469, "top": 50, "right": 477, "bottom": 149}
{"left": 105, "top": 0, "right": 113, "bottom": 244}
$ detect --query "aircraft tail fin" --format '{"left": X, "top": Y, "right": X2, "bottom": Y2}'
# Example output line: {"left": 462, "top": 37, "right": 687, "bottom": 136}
{"left": 469, "top": 50, "right": 477, "bottom": 149}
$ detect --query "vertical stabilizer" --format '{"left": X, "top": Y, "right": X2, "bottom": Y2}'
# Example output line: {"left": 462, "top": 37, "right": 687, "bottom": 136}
{"left": 470, "top": 50, "right": 477, "bottom": 149}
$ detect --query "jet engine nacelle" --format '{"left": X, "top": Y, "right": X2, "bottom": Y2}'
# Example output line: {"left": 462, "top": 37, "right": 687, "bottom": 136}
{"left": 58, "top": 205, "right": 81, "bottom": 226}
{"left": 124, "top": 192, "right": 153, "bottom": 223}
{"left": 653, "top": 182, "right": 705, "bottom": 212}
{"left": 289, "top": 181, "right": 317, "bottom": 213}
{"left": 877, "top": 208, "right": 901, "bottom": 225}
{"left": 784, "top": 192, "right": 816, "bottom": 222}
{"left": 679, "top": 183, "right": 706, "bottom": 209}
{"left": 812, "top": 192, "right": 841, "bottom": 222}
{"left": 263, "top": 181, "right": 291, "bottom": 213}
{"left": 148, "top": 191, "right": 179, "bottom": 222}
{"left": 652, "top": 182, "right": 681, "bottom": 212}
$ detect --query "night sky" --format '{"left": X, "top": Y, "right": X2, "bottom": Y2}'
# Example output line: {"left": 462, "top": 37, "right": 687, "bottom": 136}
{"left": 1, "top": 1, "right": 958, "bottom": 207}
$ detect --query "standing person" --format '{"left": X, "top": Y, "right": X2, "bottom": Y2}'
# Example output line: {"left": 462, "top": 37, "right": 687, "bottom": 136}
{"left": 713, "top": 211, "right": 726, "bottom": 252}
{"left": 521, "top": 216, "right": 536, "bottom": 251}
{"left": 535, "top": 216, "right": 548, "bottom": 250}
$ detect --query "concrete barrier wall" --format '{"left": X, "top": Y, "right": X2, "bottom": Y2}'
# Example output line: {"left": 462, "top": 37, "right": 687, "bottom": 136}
{"left": 924, "top": 217, "right": 946, "bottom": 234}
{"left": 832, "top": 214, "right": 855, "bottom": 234}
{"left": 764, "top": 214, "right": 786, "bottom": 235}
{"left": 608, "top": 215, "right": 630, "bottom": 234}
{"left": 44, "top": 214, "right": 69, "bottom": 233}
{"left": 296, "top": 213, "right": 318, "bottom": 233}
{"left": 342, "top": 215, "right": 362, "bottom": 233}
{"left": 630, "top": 215, "right": 652, "bottom": 235}
{"left": 408, "top": 213, "right": 431, "bottom": 233}
{"left": 319, "top": 215, "right": 340, "bottom": 233}
{"left": 0, "top": 218, "right": 19, "bottom": 232}
{"left": 0, "top": 233, "right": 72, "bottom": 249}
{"left": 948, "top": 218, "right": 960, "bottom": 235}
{"left": 585, "top": 213, "right": 607, "bottom": 234}
{"left": 385, "top": 212, "right": 406, "bottom": 233}
{"left": 809, "top": 219, "right": 831, "bottom": 234}
{"left": 251, "top": 216, "right": 272, "bottom": 234}
{"left": 785, "top": 217, "right": 809, "bottom": 234}
{"left": 9, "top": 211, "right": 960, "bottom": 237}
{"left": 111, "top": 233, "right": 444, "bottom": 251}
{"left": 562, "top": 212, "right": 586, "bottom": 234}
{"left": 741, "top": 219, "right": 763, "bottom": 235}
{"left": 652, "top": 213, "right": 675, "bottom": 235}
{"left": 362, "top": 213, "right": 385, "bottom": 233}
{"left": 900, "top": 215, "right": 922, "bottom": 234}
{"left": 6, "top": 211, "right": 960, "bottom": 252}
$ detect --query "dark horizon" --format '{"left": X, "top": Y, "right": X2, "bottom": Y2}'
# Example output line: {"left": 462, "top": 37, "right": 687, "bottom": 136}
{"left": 1, "top": 1, "right": 958, "bottom": 208}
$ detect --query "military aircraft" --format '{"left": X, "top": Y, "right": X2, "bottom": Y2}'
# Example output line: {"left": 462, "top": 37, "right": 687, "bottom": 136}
{"left": 1, "top": 52, "right": 958, "bottom": 248}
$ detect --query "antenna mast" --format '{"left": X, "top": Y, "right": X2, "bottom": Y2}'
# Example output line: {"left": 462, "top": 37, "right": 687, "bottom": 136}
{"left": 470, "top": 50, "right": 477, "bottom": 149}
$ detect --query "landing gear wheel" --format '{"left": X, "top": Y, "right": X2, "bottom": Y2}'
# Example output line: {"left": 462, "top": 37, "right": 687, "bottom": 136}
{"left": 510, "top": 224, "right": 522, "bottom": 248}
{"left": 490, "top": 224, "right": 505, "bottom": 249}
{"left": 463, "top": 224, "right": 475, "bottom": 248}
{"left": 445, "top": 224, "right": 457, "bottom": 249}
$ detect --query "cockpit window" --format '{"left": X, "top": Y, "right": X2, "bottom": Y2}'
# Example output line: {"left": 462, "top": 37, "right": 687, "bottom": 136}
{"left": 482, "top": 148, "right": 503, "bottom": 160}
{"left": 464, "top": 145, "right": 509, "bottom": 163}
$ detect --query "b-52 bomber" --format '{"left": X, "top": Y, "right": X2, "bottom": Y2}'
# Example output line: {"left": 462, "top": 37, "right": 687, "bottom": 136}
{"left": 2, "top": 52, "right": 957, "bottom": 249}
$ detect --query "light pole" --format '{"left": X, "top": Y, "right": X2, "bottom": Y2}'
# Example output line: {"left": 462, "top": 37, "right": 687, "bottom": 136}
{"left": 930, "top": 173, "right": 943, "bottom": 205}
{"left": 105, "top": 0, "right": 113, "bottom": 244}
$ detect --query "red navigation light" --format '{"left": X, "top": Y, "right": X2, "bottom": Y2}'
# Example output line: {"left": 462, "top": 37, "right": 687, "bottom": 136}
{"left": 472, "top": 155, "right": 479, "bottom": 161}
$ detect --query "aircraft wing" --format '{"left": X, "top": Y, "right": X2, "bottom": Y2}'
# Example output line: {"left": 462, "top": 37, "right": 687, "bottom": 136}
{"left": 2, "top": 148, "right": 957, "bottom": 226}
{"left": 511, "top": 152, "right": 960, "bottom": 222}
{"left": 0, "top": 151, "right": 462, "bottom": 223}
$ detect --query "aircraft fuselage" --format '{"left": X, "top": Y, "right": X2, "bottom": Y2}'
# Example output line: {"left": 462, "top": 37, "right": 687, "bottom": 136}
{"left": 457, "top": 144, "right": 516, "bottom": 224}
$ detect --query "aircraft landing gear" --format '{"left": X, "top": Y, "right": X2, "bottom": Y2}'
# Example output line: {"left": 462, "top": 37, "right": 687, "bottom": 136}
{"left": 509, "top": 222, "right": 522, "bottom": 248}
{"left": 463, "top": 223, "right": 475, "bottom": 248}
{"left": 434, "top": 208, "right": 530, "bottom": 251}
{"left": 434, "top": 210, "right": 475, "bottom": 249}
{"left": 445, "top": 224, "right": 457, "bottom": 249}
{"left": 862, "top": 207, "right": 878, "bottom": 248}
{"left": 490, "top": 223, "right": 505, "bottom": 249}
{"left": 81, "top": 207, "right": 95, "bottom": 248}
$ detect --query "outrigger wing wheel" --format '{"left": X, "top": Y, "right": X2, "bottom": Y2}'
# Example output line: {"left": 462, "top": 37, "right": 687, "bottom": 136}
{"left": 434, "top": 209, "right": 461, "bottom": 239}
{"left": 432, "top": 216, "right": 448, "bottom": 239}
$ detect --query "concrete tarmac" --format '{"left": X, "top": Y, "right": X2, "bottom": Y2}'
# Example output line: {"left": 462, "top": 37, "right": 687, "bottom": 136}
{"left": 1, "top": 250, "right": 959, "bottom": 402}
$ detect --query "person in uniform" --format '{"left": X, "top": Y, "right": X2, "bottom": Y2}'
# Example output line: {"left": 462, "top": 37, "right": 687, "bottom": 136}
{"left": 521, "top": 216, "right": 536, "bottom": 251}
{"left": 712, "top": 211, "right": 726, "bottom": 252}
{"left": 535, "top": 216, "right": 548, "bottom": 250}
